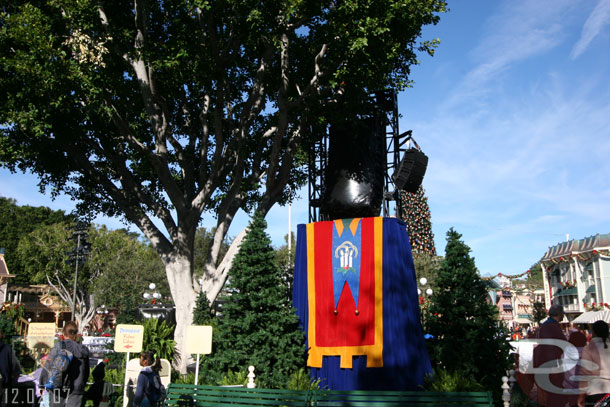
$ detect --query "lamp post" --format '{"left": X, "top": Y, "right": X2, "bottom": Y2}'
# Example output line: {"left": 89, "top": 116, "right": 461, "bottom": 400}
{"left": 417, "top": 277, "right": 433, "bottom": 297}
{"left": 418, "top": 277, "right": 433, "bottom": 327}
{"left": 66, "top": 222, "right": 90, "bottom": 321}
{"left": 143, "top": 283, "right": 161, "bottom": 303}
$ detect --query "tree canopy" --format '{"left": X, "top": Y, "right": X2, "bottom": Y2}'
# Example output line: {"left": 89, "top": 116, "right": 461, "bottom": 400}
{"left": 0, "top": 0, "right": 446, "bottom": 371}
{"left": 0, "top": 196, "right": 73, "bottom": 283}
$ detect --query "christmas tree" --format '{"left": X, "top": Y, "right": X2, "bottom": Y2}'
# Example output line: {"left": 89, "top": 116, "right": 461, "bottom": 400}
{"left": 425, "top": 228, "right": 511, "bottom": 402}
{"left": 200, "top": 212, "right": 306, "bottom": 388}
{"left": 400, "top": 185, "right": 436, "bottom": 256}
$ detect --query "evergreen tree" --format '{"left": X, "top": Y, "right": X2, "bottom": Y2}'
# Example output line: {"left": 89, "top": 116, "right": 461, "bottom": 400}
{"left": 200, "top": 213, "right": 306, "bottom": 388}
{"left": 425, "top": 228, "right": 511, "bottom": 402}
{"left": 192, "top": 291, "right": 214, "bottom": 326}
{"left": 532, "top": 301, "right": 547, "bottom": 326}
{"left": 400, "top": 186, "right": 436, "bottom": 256}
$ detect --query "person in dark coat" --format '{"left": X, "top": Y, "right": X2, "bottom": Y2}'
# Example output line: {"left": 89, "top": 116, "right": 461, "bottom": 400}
{"left": 0, "top": 330, "right": 22, "bottom": 407}
{"left": 533, "top": 304, "right": 568, "bottom": 406}
{"left": 45, "top": 321, "right": 89, "bottom": 407}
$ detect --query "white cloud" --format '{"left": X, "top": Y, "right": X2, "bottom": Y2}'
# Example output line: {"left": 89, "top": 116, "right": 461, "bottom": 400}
{"left": 571, "top": 0, "right": 610, "bottom": 59}
{"left": 443, "top": 1, "right": 577, "bottom": 111}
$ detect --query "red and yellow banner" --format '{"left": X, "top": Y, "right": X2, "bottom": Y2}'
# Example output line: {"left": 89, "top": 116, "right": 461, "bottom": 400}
{"left": 306, "top": 217, "right": 383, "bottom": 368}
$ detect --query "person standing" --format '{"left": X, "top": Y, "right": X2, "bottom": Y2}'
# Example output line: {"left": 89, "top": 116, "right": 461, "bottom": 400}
{"left": 133, "top": 351, "right": 163, "bottom": 407}
{"left": 0, "top": 331, "right": 22, "bottom": 407}
{"left": 533, "top": 304, "right": 568, "bottom": 406}
{"left": 577, "top": 320, "right": 610, "bottom": 407}
{"left": 45, "top": 321, "right": 89, "bottom": 407}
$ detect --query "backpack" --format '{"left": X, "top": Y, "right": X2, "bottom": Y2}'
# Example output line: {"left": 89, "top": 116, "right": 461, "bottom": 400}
{"left": 44, "top": 341, "right": 73, "bottom": 391}
{"left": 148, "top": 372, "right": 166, "bottom": 406}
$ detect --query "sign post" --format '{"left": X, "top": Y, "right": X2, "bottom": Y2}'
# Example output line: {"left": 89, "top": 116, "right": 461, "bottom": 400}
{"left": 185, "top": 325, "right": 213, "bottom": 385}
{"left": 114, "top": 324, "right": 144, "bottom": 407}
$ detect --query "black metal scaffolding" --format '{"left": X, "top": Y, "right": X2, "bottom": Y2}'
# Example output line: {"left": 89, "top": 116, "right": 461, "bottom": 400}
{"left": 308, "top": 89, "right": 408, "bottom": 222}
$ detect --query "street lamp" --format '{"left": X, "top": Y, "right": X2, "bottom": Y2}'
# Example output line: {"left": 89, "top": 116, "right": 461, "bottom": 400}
{"left": 143, "top": 283, "right": 161, "bottom": 303}
{"left": 418, "top": 277, "right": 433, "bottom": 296}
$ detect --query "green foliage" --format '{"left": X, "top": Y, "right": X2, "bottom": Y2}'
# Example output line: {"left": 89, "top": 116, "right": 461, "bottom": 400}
{"left": 526, "top": 262, "right": 543, "bottom": 290}
{"left": 16, "top": 221, "right": 75, "bottom": 285}
{"left": 425, "top": 228, "right": 511, "bottom": 404}
{"left": 423, "top": 368, "right": 485, "bottom": 392}
{"left": 192, "top": 291, "right": 214, "bottom": 326}
{"left": 274, "top": 232, "right": 296, "bottom": 293}
{"left": 413, "top": 253, "right": 443, "bottom": 290}
{"left": 1, "top": 302, "right": 25, "bottom": 321}
{"left": 0, "top": 197, "right": 72, "bottom": 284}
{"left": 286, "top": 369, "right": 322, "bottom": 391}
{"left": 194, "top": 227, "right": 231, "bottom": 279}
{"left": 114, "top": 295, "right": 141, "bottom": 325}
{"left": 218, "top": 370, "right": 248, "bottom": 387}
{"left": 89, "top": 227, "right": 169, "bottom": 310}
{"left": 532, "top": 301, "right": 547, "bottom": 326}
{"left": 142, "top": 318, "right": 176, "bottom": 362}
{"left": 102, "top": 366, "right": 126, "bottom": 385}
{"left": 103, "top": 350, "right": 126, "bottom": 369}
{"left": 0, "top": 313, "right": 18, "bottom": 343}
{"left": 200, "top": 213, "right": 306, "bottom": 388}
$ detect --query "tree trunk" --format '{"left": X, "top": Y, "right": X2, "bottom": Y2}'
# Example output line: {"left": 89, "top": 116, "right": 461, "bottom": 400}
{"left": 164, "top": 253, "right": 197, "bottom": 374}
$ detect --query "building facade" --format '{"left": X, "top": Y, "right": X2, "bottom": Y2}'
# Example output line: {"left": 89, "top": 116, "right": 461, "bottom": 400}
{"left": 540, "top": 233, "right": 610, "bottom": 319}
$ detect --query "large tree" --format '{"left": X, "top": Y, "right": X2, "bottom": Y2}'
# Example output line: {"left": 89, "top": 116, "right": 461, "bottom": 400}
{"left": 0, "top": 0, "right": 446, "bottom": 371}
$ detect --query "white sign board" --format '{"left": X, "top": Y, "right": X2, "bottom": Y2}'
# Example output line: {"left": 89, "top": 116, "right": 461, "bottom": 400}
{"left": 26, "top": 323, "right": 56, "bottom": 349}
{"left": 186, "top": 325, "right": 213, "bottom": 355}
{"left": 114, "top": 324, "right": 144, "bottom": 353}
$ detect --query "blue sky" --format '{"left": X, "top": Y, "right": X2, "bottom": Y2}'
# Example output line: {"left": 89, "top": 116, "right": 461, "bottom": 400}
{"left": 2, "top": 0, "right": 610, "bottom": 277}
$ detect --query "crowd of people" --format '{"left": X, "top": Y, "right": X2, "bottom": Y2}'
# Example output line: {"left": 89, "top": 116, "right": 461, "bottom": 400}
{"left": 1, "top": 321, "right": 163, "bottom": 407}
{"left": 516, "top": 304, "right": 610, "bottom": 407}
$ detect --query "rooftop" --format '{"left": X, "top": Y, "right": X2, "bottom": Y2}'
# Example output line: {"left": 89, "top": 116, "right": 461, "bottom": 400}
{"left": 541, "top": 233, "right": 610, "bottom": 262}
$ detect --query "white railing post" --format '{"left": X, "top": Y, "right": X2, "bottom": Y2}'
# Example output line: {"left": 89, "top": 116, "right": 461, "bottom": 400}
{"left": 502, "top": 375, "right": 510, "bottom": 407}
{"left": 247, "top": 365, "right": 256, "bottom": 388}
{"left": 508, "top": 369, "right": 516, "bottom": 391}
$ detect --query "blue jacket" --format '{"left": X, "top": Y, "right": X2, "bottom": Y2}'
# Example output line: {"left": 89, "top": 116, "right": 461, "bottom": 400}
{"left": 133, "top": 367, "right": 160, "bottom": 407}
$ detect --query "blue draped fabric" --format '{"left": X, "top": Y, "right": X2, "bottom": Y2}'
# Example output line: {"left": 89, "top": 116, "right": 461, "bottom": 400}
{"left": 293, "top": 217, "right": 432, "bottom": 390}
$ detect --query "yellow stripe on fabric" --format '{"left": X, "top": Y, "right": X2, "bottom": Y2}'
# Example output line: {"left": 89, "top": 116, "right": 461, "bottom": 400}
{"left": 306, "top": 223, "right": 322, "bottom": 368}
{"left": 306, "top": 218, "right": 385, "bottom": 369}
{"left": 370, "top": 216, "right": 384, "bottom": 367}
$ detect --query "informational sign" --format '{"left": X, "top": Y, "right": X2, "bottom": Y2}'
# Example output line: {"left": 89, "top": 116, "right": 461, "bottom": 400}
{"left": 114, "top": 324, "right": 144, "bottom": 353}
{"left": 26, "top": 323, "right": 57, "bottom": 349}
{"left": 186, "top": 325, "right": 213, "bottom": 355}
